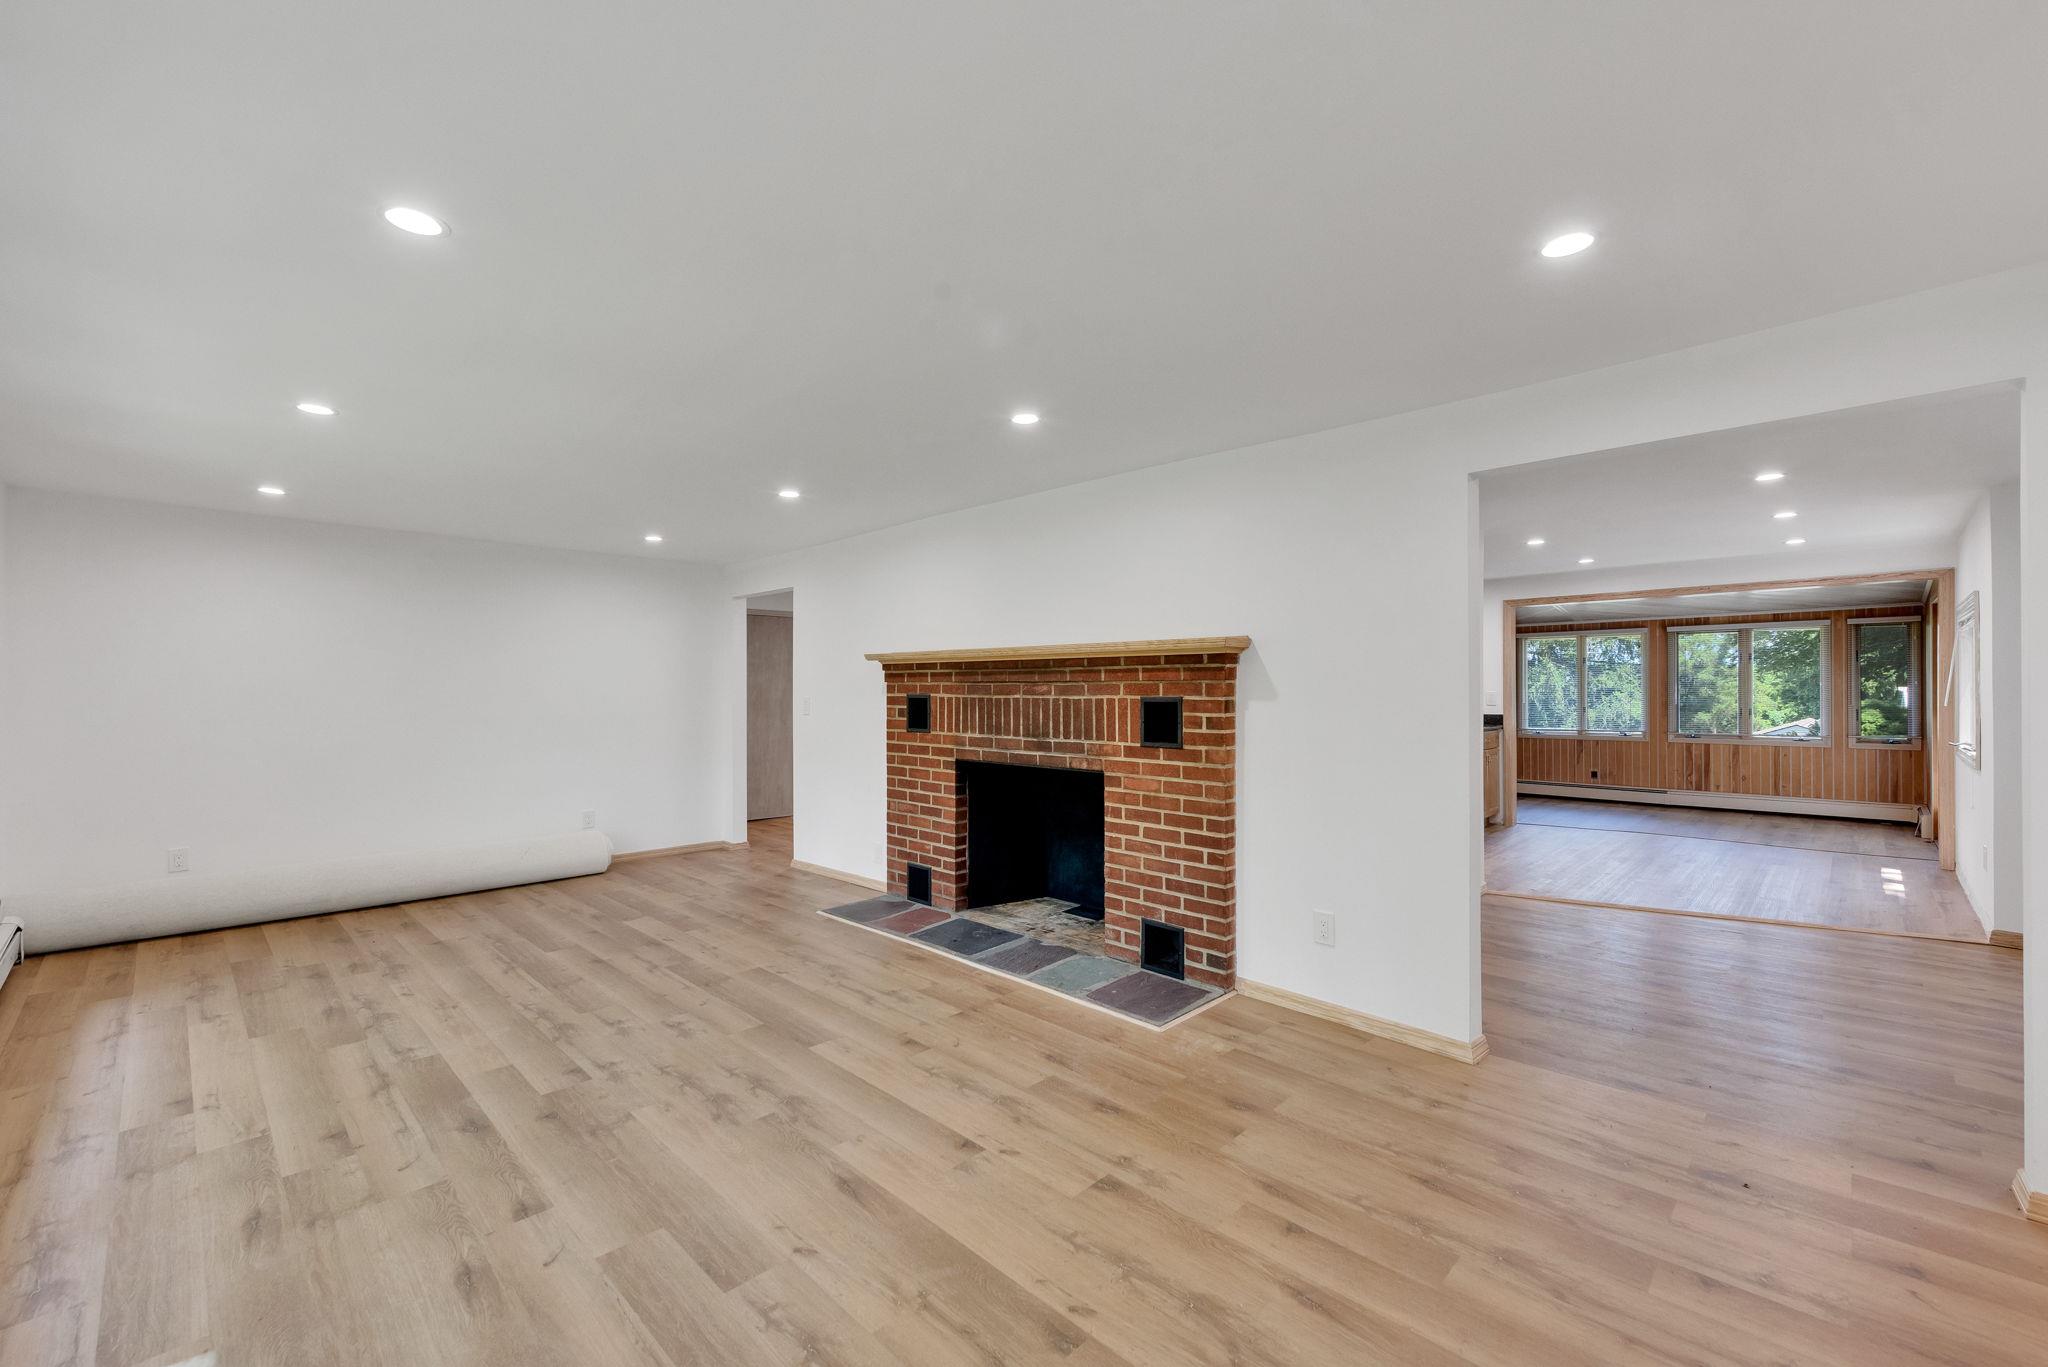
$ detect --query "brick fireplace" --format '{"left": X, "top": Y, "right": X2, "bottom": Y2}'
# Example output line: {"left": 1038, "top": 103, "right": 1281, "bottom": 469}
{"left": 867, "top": 638, "right": 1245, "bottom": 989}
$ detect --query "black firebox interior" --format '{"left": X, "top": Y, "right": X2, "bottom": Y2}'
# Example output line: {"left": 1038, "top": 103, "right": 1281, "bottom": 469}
{"left": 961, "top": 761, "right": 1105, "bottom": 919}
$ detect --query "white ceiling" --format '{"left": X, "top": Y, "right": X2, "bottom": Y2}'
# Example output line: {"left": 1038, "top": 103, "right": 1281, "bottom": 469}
{"left": 5, "top": 4, "right": 2048, "bottom": 564}
{"left": 1515, "top": 579, "right": 1933, "bottom": 625}
{"left": 1479, "top": 384, "right": 2020, "bottom": 577}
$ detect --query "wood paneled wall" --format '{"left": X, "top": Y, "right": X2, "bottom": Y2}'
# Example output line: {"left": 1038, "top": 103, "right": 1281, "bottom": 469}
{"left": 1515, "top": 605, "right": 1929, "bottom": 808}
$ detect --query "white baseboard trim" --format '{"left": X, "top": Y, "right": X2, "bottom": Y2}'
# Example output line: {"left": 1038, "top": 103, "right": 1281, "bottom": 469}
{"left": 792, "top": 859, "right": 886, "bottom": 892}
{"left": 0, "top": 919, "right": 22, "bottom": 993}
{"left": 1518, "top": 781, "right": 1920, "bottom": 825}
{"left": 612, "top": 840, "right": 740, "bottom": 863}
{"left": 1236, "top": 978, "right": 1488, "bottom": 1064}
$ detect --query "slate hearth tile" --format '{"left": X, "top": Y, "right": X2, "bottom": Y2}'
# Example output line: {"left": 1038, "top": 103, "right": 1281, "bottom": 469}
{"left": 1087, "top": 970, "right": 1213, "bottom": 1025}
{"left": 911, "top": 917, "right": 1023, "bottom": 958}
{"left": 824, "top": 896, "right": 918, "bottom": 924}
{"left": 980, "top": 939, "right": 1076, "bottom": 977}
{"left": 1030, "top": 954, "right": 1134, "bottom": 997}
{"left": 874, "top": 906, "right": 948, "bottom": 936}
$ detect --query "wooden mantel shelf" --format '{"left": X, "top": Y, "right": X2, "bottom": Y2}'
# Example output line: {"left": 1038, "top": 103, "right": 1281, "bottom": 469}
{"left": 864, "top": 636, "right": 1251, "bottom": 665}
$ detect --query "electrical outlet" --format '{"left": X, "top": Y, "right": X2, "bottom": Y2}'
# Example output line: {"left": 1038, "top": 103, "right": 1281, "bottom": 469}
{"left": 1313, "top": 910, "right": 1336, "bottom": 947}
{"left": 581, "top": 809, "right": 597, "bottom": 830}
{"left": 167, "top": 847, "right": 190, "bottom": 874}
{"left": 803, "top": 697, "right": 812, "bottom": 717}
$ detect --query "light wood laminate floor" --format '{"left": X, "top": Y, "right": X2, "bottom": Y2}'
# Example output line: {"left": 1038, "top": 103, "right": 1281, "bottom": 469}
{"left": 1487, "top": 797, "right": 1986, "bottom": 941}
{"left": 1, "top": 819, "right": 2039, "bottom": 1366}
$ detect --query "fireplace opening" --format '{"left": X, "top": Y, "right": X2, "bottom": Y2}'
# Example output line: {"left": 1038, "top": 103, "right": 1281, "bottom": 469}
{"left": 1140, "top": 918, "right": 1186, "bottom": 980}
{"left": 961, "top": 761, "right": 1105, "bottom": 919}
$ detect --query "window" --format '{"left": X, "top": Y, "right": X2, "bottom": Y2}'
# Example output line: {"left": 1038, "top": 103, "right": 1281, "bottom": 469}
{"left": 1670, "top": 622, "right": 1830, "bottom": 741}
{"left": 1519, "top": 631, "right": 1646, "bottom": 736}
{"left": 1672, "top": 630, "right": 1741, "bottom": 736}
{"left": 1583, "top": 632, "right": 1647, "bottom": 735}
{"left": 1749, "top": 626, "right": 1826, "bottom": 738}
{"left": 1855, "top": 619, "right": 1923, "bottom": 745}
{"left": 1856, "top": 619, "right": 1925, "bottom": 744}
{"left": 1947, "top": 597, "right": 1978, "bottom": 765}
{"left": 1520, "top": 635, "right": 1579, "bottom": 733}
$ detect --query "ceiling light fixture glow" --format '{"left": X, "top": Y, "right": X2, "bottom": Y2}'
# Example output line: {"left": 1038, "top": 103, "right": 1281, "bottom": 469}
{"left": 1785, "top": 537, "right": 1807, "bottom": 546}
{"left": 1010, "top": 411, "right": 1040, "bottom": 426}
{"left": 778, "top": 488, "right": 801, "bottom": 500}
{"left": 256, "top": 485, "right": 285, "bottom": 497}
{"left": 382, "top": 206, "right": 448, "bottom": 236}
{"left": 295, "top": 401, "right": 335, "bottom": 417}
{"left": 1773, "top": 510, "right": 1797, "bottom": 519}
{"left": 1540, "top": 231, "right": 1596, "bottom": 258}
{"left": 643, "top": 533, "right": 663, "bottom": 544}
{"left": 1526, "top": 537, "right": 1546, "bottom": 547}
{"left": 1755, "top": 470, "right": 1785, "bottom": 483}
{"left": 1578, "top": 557, "right": 1595, "bottom": 564}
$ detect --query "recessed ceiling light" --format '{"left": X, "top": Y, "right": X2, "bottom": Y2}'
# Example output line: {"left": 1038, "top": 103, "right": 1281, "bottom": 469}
{"left": 1578, "top": 557, "right": 1595, "bottom": 565}
{"left": 295, "top": 401, "right": 335, "bottom": 417}
{"left": 1785, "top": 537, "right": 1806, "bottom": 546}
{"left": 1526, "top": 537, "right": 1546, "bottom": 547}
{"left": 1755, "top": 471, "right": 1786, "bottom": 483}
{"left": 778, "top": 488, "right": 801, "bottom": 500}
{"left": 1010, "top": 411, "right": 1040, "bottom": 426}
{"left": 1773, "top": 510, "right": 1797, "bottom": 519}
{"left": 1540, "top": 231, "right": 1596, "bottom": 258}
{"left": 643, "top": 533, "right": 663, "bottom": 544}
{"left": 382, "top": 206, "right": 448, "bottom": 237}
{"left": 256, "top": 485, "right": 285, "bottom": 497}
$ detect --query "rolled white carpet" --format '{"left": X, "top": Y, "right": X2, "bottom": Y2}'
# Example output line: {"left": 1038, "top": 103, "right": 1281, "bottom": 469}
{"left": 8, "top": 830, "right": 614, "bottom": 955}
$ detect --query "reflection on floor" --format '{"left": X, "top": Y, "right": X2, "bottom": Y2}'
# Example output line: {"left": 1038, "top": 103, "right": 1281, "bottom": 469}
{"left": 1486, "top": 796, "right": 1987, "bottom": 942}
{"left": 819, "top": 894, "right": 1220, "bottom": 1027}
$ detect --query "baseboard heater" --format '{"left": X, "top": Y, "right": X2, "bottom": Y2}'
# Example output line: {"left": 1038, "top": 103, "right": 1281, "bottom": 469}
{"left": 4, "top": 830, "right": 613, "bottom": 956}
{"left": 1518, "top": 781, "right": 1922, "bottom": 826}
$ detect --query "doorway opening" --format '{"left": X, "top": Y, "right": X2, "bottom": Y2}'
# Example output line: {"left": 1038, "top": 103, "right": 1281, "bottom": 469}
{"left": 745, "top": 590, "right": 794, "bottom": 852}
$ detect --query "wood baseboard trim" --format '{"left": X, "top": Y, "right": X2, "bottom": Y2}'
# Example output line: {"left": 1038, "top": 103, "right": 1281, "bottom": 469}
{"left": 791, "top": 859, "right": 886, "bottom": 891}
{"left": 611, "top": 840, "right": 739, "bottom": 863}
{"left": 2014, "top": 1170, "right": 2048, "bottom": 1223}
{"left": 1990, "top": 930, "right": 2024, "bottom": 951}
{"left": 1236, "top": 979, "right": 1488, "bottom": 1064}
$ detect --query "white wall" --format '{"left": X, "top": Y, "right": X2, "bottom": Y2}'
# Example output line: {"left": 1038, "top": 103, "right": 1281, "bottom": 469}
{"left": 1, "top": 489, "right": 732, "bottom": 896}
{"left": 1954, "top": 486, "right": 2023, "bottom": 935}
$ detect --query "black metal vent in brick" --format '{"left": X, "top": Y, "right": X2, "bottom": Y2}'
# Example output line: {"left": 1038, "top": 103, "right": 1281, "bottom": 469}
{"left": 905, "top": 694, "right": 932, "bottom": 732}
{"left": 1140, "top": 918, "right": 1186, "bottom": 980}
{"left": 1140, "top": 696, "right": 1183, "bottom": 748}
{"left": 905, "top": 863, "right": 933, "bottom": 905}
